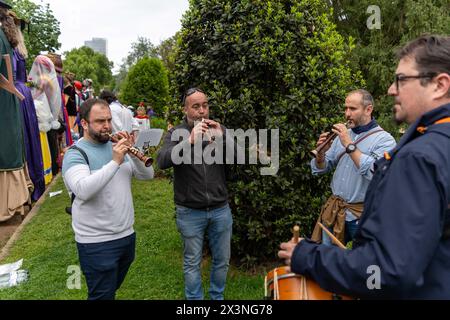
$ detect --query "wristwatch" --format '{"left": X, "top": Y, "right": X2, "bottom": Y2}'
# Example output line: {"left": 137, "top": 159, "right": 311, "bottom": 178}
{"left": 346, "top": 143, "right": 357, "bottom": 154}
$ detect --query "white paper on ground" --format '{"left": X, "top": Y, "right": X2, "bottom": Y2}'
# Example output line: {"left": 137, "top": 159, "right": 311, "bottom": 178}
{"left": 49, "top": 190, "right": 63, "bottom": 197}
{"left": 0, "top": 259, "right": 23, "bottom": 276}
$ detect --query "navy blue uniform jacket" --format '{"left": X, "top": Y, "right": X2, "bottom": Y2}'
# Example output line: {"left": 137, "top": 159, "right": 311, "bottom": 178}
{"left": 292, "top": 103, "right": 450, "bottom": 299}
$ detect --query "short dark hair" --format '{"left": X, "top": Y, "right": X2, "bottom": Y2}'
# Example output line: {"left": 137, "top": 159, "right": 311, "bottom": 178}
{"left": 99, "top": 90, "right": 117, "bottom": 105}
{"left": 79, "top": 98, "right": 110, "bottom": 122}
{"left": 397, "top": 35, "right": 450, "bottom": 91}
{"left": 348, "top": 89, "right": 375, "bottom": 109}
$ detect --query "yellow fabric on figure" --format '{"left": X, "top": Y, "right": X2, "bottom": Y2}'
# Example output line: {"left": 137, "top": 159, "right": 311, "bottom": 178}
{"left": 40, "top": 132, "right": 53, "bottom": 185}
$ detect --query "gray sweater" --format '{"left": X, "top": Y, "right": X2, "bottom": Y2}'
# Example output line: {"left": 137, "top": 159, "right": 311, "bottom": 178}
{"left": 62, "top": 138, "right": 154, "bottom": 243}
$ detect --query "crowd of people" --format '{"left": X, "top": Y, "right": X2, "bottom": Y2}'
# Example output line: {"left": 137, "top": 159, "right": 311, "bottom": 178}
{"left": 2, "top": 0, "right": 450, "bottom": 301}
{"left": 0, "top": 3, "right": 155, "bottom": 224}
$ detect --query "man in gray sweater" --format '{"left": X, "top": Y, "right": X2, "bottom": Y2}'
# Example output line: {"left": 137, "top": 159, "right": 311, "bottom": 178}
{"left": 62, "top": 98, "right": 154, "bottom": 300}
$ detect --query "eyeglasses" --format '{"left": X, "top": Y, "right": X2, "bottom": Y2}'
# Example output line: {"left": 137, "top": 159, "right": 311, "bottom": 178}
{"left": 182, "top": 87, "right": 204, "bottom": 105}
{"left": 393, "top": 73, "right": 436, "bottom": 92}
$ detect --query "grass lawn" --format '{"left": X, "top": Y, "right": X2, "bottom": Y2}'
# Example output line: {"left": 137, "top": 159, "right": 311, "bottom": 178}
{"left": 0, "top": 177, "right": 265, "bottom": 300}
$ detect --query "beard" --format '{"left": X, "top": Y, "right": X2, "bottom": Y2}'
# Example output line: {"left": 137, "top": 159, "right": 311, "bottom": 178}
{"left": 392, "top": 104, "right": 405, "bottom": 125}
{"left": 88, "top": 126, "right": 111, "bottom": 144}
{"left": 347, "top": 117, "right": 362, "bottom": 128}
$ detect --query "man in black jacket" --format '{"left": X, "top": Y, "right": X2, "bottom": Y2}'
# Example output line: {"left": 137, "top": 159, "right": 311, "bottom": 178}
{"left": 157, "top": 88, "right": 233, "bottom": 300}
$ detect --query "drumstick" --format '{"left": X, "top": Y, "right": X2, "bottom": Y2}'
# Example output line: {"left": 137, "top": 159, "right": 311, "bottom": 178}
{"left": 293, "top": 225, "right": 300, "bottom": 243}
{"left": 318, "top": 222, "right": 347, "bottom": 249}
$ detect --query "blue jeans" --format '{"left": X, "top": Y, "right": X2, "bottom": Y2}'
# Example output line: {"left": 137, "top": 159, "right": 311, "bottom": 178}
{"left": 322, "top": 219, "right": 359, "bottom": 246}
{"left": 176, "top": 204, "right": 233, "bottom": 300}
{"left": 76, "top": 233, "right": 136, "bottom": 300}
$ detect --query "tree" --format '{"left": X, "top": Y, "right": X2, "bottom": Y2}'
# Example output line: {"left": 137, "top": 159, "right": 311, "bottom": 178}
{"left": 327, "top": 0, "right": 450, "bottom": 136}
{"left": 63, "top": 46, "right": 114, "bottom": 94}
{"left": 10, "top": 0, "right": 61, "bottom": 67}
{"left": 172, "top": 0, "right": 363, "bottom": 264}
{"left": 156, "top": 33, "right": 180, "bottom": 75}
{"left": 114, "top": 37, "right": 159, "bottom": 92}
{"left": 120, "top": 57, "right": 169, "bottom": 114}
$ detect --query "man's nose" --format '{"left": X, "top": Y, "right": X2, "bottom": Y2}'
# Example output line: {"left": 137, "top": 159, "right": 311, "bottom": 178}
{"left": 387, "top": 82, "right": 397, "bottom": 96}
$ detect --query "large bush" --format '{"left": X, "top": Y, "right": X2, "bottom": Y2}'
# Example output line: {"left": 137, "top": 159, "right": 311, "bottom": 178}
{"left": 120, "top": 57, "right": 169, "bottom": 115}
{"left": 172, "top": 0, "right": 363, "bottom": 265}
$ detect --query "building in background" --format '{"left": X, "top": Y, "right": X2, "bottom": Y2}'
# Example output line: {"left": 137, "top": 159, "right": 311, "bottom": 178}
{"left": 84, "top": 38, "right": 108, "bottom": 57}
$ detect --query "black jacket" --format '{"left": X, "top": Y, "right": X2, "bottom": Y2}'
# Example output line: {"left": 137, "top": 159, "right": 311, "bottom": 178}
{"left": 157, "top": 119, "right": 232, "bottom": 210}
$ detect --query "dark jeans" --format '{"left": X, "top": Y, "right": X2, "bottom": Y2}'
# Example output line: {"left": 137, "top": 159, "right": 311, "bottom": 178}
{"left": 322, "top": 219, "right": 360, "bottom": 246}
{"left": 76, "top": 233, "right": 136, "bottom": 300}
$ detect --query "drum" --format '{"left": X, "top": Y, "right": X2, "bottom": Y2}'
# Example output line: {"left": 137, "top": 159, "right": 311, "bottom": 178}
{"left": 264, "top": 266, "right": 353, "bottom": 300}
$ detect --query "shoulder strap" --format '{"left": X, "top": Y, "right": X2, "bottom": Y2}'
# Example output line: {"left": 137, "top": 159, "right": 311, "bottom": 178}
{"left": 336, "top": 129, "right": 385, "bottom": 163}
{"left": 67, "top": 145, "right": 90, "bottom": 206}
{"left": 69, "top": 145, "right": 90, "bottom": 166}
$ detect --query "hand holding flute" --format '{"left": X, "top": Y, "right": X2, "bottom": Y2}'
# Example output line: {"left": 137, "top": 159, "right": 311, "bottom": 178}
{"left": 310, "top": 121, "right": 352, "bottom": 159}
{"left": 110, "top": 132, "right": 131, "bottom": 166}
{"left": 109, "top": 131, "right": 153, "bottom": 167}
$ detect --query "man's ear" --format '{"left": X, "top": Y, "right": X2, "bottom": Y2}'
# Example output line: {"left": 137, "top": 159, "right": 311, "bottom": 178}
{"left": 80, "top": 119, "right": 88, "bottom": 130}
{"left": 435, "top": 73, "right": 450, "bottom": 99}
{"left": 365, "top": 104, "right": 373, "bottom": 115}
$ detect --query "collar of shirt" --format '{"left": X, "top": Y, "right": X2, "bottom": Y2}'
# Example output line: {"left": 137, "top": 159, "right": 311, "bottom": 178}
{"left": 391, "top": 102, "right": 450, "bottom": 157}
{"left": 351, "top": 118, "right": 378, "bottom": 134}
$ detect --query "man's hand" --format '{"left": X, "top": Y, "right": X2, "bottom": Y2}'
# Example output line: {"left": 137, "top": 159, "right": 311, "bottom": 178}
{"left": 189, "top": 120, "right": 209, "bottom": 144}
{"left": 112, "top": 136, "right": 130, "bottom": 165}
{"left": 114, "top": 131, "right": 134, "bottom": 147}
{"left": 332, "top": 123, "right": 352, "bottom": 148}
{"left": 315, "top": 132, "right": 332, "bottom": 167}
{"left": 278, "top": 237, "right": 303, "bottom": 267}
{"left": 316, "top": 132, "right": 333, "bottom": 154}
{"left": 203, "top": 119, "right": 224, "bottom": 142}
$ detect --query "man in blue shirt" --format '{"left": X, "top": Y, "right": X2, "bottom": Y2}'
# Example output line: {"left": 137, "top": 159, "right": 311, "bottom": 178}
{"left": 310, "top": 89, "right": 396, "bottom": 246}
{"left": 279, "top": 34, "right": 450, "bottom": 299}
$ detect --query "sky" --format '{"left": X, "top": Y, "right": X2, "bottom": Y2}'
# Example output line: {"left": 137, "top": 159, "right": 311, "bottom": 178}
{"left": 31, "top": 0, "right": 190, "bottom": 73}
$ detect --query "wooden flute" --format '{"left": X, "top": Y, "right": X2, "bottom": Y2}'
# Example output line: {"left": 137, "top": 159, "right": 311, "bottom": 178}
{"left": 108, "top": 134, "right": 153, "bottom": 167}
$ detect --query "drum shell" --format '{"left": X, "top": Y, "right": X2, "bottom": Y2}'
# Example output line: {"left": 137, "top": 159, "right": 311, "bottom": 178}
{"left": 265, "top": 266, "right": 353, "bottom": 300}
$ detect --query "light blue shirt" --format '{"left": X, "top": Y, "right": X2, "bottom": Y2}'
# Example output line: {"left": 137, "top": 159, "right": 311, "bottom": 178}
{"left": 310, "top": 126, "right": 396, "bottom": 221}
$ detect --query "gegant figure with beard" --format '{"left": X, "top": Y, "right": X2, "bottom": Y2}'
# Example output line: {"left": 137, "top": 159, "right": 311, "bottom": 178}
{"left": 309, "top": 89, "right": 396, "bottom": 246}
{"left": 62, "top": 98, "right": 154, "bottom": 300}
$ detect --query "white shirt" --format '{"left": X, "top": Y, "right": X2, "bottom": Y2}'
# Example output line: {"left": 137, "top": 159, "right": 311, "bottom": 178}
{"left": 109, "top": 101, "right": 139, "bottom": 133}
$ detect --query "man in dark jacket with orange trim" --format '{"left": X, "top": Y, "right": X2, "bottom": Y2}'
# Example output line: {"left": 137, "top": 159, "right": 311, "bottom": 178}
{"left": 279, "top": 34, "right": 450, "bottom": 299}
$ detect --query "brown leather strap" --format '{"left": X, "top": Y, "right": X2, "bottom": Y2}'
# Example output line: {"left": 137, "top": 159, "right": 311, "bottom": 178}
{"left": 336, "top": 129, "right": 385, "bottom": 163}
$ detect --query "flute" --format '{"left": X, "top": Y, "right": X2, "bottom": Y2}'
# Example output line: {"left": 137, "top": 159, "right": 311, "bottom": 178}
{"left": 310, "top": 121, "right": 351, "bottom": 158}
{"left": 108, "top": 134, "right": 153, "bottom": 167}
